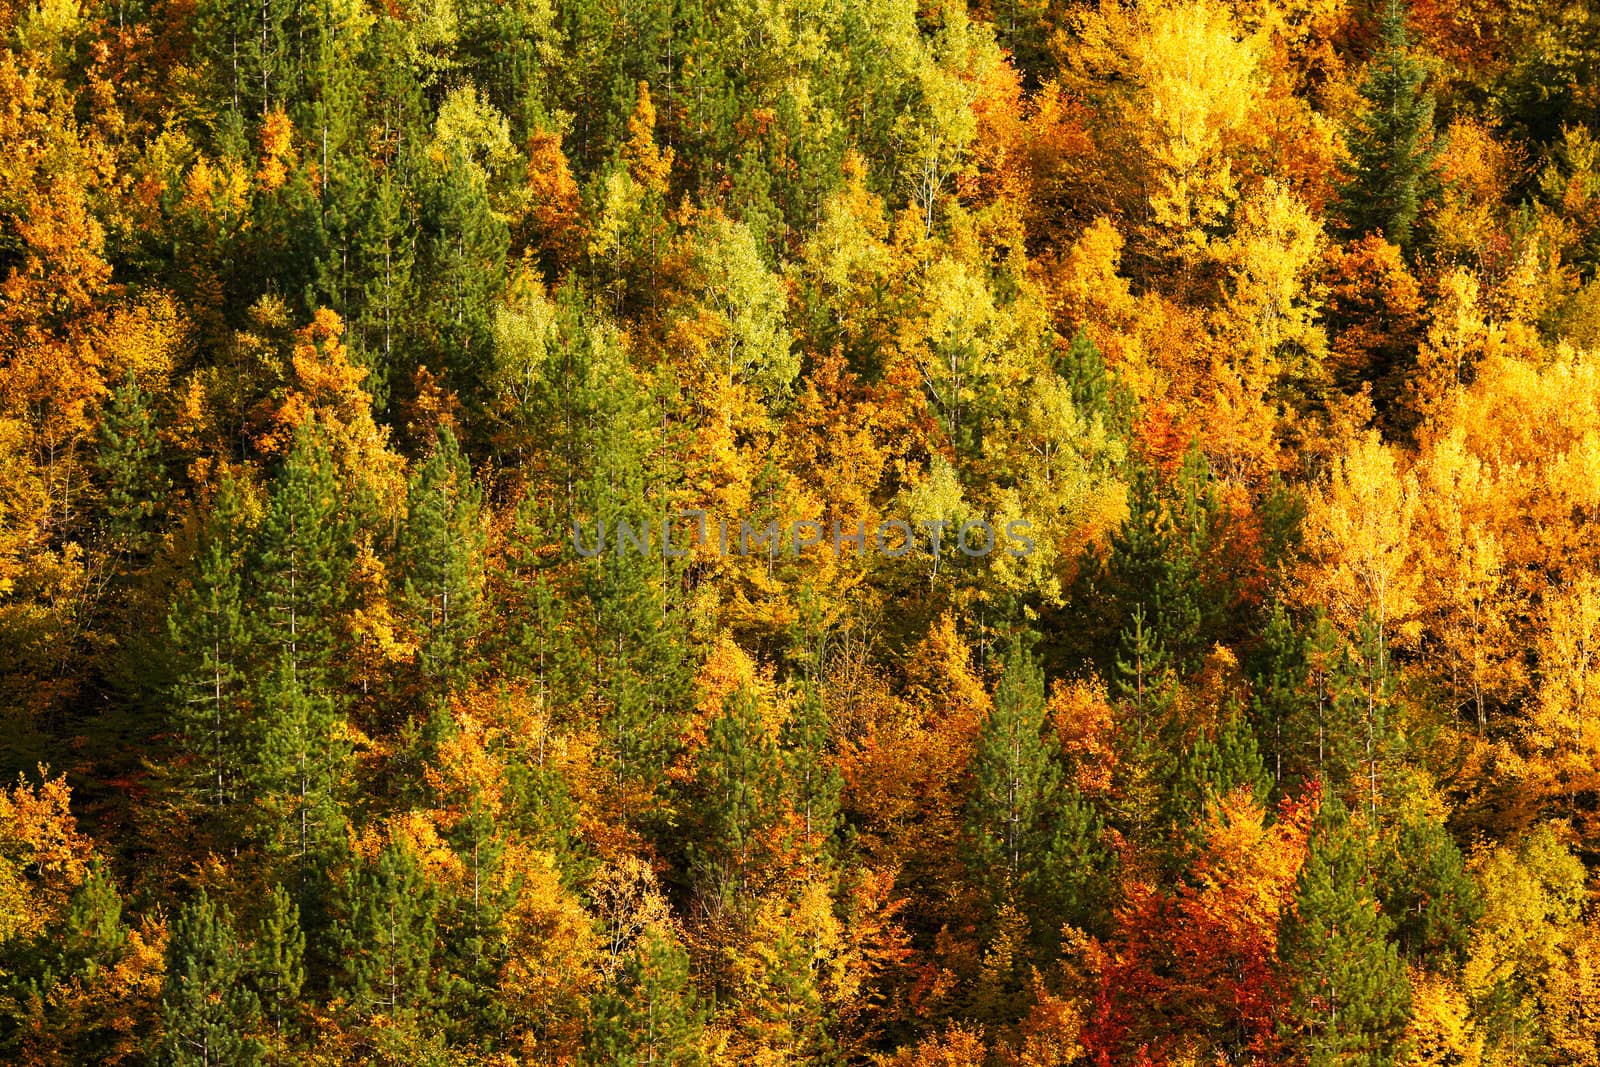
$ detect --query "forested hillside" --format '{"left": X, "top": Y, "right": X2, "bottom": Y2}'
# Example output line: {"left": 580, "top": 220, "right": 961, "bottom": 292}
{"left": 2, "top": 0, "right": 1600, "bottom": 1061}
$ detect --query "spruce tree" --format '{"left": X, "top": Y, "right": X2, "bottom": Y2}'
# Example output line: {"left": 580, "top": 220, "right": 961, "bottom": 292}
{"left": 1279, "top": 793, "right": 1411, "bottom": 1066}
{"left": 1337, "top": 0, "right": 1440, "bottom": 251}
{"left": 158, "top": 892, "right": 263, "bottom": 1067}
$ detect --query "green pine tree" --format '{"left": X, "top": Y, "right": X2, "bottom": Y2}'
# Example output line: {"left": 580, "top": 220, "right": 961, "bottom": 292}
{"left": 250, "top": 884, "right": 305, "bottom": 1065}
{"left": 687, "top": 686, "right": 786, "bottom": 906}
{"left": 248, "top": 424, "right": 348, "bottom": 691}
{"left": 400, "top": 427, "right": 488, "bottom": 702}
{"left": 167, "top": 476, "right": 252, "bottom": 818}
{"left": 1166, "top": 704, "right": 1271, "bottom": 855}
{"left": 1337, "top": 0, "right": 1440, "bottom": 251}
{"left": 779, "top": 682, "right": 842, "bottom": 864}
{"left": 97, "top": 371, "right": 169, "bottom": 562}
{"left": 584, "top": 926, "right": 707, "bottom": 1067}
{"left": 158, "top": 891, "right": 264, "bottom": 1067}
{"left": 1279, "top": 792, "right": 1411, "bottom": 1067}
{"left": 334, "top": 841, "right": 439, "bottom": 1025}
{"left": 964, "top": 646, "right": 1060, "bottom": 902}
{"left": 252, "top": 654, "right": 349, "bottom": 897}
{"left": 1375, "top": 815, "right": 1481, "bottom": 966}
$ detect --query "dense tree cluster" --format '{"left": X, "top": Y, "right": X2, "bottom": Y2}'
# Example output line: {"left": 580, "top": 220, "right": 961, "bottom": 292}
{"left": 2, "top": 0, "right": 1600, "bottom": 1062}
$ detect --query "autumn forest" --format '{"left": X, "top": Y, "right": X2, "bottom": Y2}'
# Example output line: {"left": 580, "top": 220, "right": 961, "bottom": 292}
{"left": 2, "top": 0, "right": 1599, "bottom": 1062}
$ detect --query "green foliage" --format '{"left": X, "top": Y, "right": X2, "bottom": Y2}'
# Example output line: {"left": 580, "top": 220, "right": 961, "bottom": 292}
{"left": 1338, "top": 0, "right": 1441, "bottom": 251}
{"left": 158, "top": 891, "right": 262, "bottom": 1067}
{"left": 585, "top": 927, "right": 707, "bottom": 1067}
{"left": 1279, "top": 793, "right": 1412, "bottom": 1066}
{"left": 401, "top": 427, "right": 488, "bottom": 701}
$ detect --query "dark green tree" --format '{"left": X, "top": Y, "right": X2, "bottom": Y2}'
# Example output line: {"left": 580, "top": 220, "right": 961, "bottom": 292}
{"left": 250, "top": 884, "right": 305, "bottom": 1065}
{"left": 1375, "top": 816, "right": 1481, "bottom": 966}
{"left": 1337, "top": 0, "right": 1440, "bottom": 251}
{"left": 334, "top": 841, "right": 440, "bottom": 1025}
{"left": 248, "top": 425, "right": 348, "bottom": 691}
{"left": 964, "top": 647, "right": 1059, "bottom": 903}
{"left": 158, "top": 892, "right": 263, "bottom": 1067}
{"left": 400, "top": 427, "right": 487, "bottom": 702}
{"left": 584, "top": 927, "right": 707, "bottom": 1067}
{"left": 97, "top": 372, "right": 168, "bottom": 562}
{"left": 167, "top": 477, "right": 252, "bottom": 817}
{"left": 1166, "top": 705, "right": 1271, "bottom": 854}
{"left": 687, "top": 686, "right": 786, "bottom": 906}
{"left": 779, "top": 682, "right": 842, "bottom": 864}
{"left": 1279, "top": 793, "right": 1411, "bottom": 1066}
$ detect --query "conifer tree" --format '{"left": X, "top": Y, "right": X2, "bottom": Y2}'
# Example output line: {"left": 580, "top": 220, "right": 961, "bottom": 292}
{"left": 688, "top": 686, "right": 786, "bottom": 905}
{"left": 1337, "top": 0, "right": 1440, "bottom": 251}
{"left": 1109, "top": 606, "right": 1179, "bottom": 846}
{"left": 167, "top": 477, "right": 252, "bottom": 816}
{"left": 158, "top": 892, "right": 263, "bottom": 1067}
{"left": 1375, "top": 816, "right": 1481, "bottom": 966}
{"left": 1279, "top": 793, "right": 1411, "bottom": 1066}
{"left": 1166, "top": 705, "right": 1271, "bottom": 854}
{"left": 97, "top": 372, "right": 168, "bottom": 562}
{"left": 779, "top": 683, "right": 842, "bottom": 863}
{"left": 965, "top": 647, "right": 1059, "bottom": 902}
{"left": 334, "top": 841, "right": 439, "bottom": 1025}
{"left": 400, "top": 427, "right": 487, "bottom": 702}
{"left": 250, "top": 884, "right": 305, "bottom": 1065}
{"left": 249, "top": 425, "right": 348, "bottom": 691}
{"left": 252, "top": 654, "right": 349, "bottom": 895}
{"left": 585, "top": 926, "right": 707, "bottom": 1067}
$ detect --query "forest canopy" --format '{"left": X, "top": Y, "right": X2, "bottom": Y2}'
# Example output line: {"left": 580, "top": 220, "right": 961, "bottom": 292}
{"left": 2, "top": 0, "right": 1600, "bottom": 1062}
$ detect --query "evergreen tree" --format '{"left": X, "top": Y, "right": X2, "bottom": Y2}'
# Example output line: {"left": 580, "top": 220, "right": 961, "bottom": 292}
{"left": 1033, "top": 786, "right": 1115, "bottom": 940}
{"left": 400, "top": 427, "right": 487, "bottom": 702}
{"left": 1279, "top": 793, "right": 1411, "bottom": 1066}
{"left": 1248, "top": 601, "right": 1312, "bottom": 795}
{"left": 439, "top": 799, "right": 512, "bottom": 1041}
{"left": 252, "top": 654, "right": 349, "bottom": 897}
{"left": 334, "top": 841, "right": 439, "bottom": 1025}
{"left": 248, "top": 425, "right": 348, "bottom": 691}
{"left": 1058, "top": 330, "right": 1135, "bottom": 440}
{"left": 779, "top": 682, "right": 842, "bottom": 863}
{"left": 1166, "top": 705, "right": 1271, "bottom": 853}
{"left": 1109, "top": 606, "right": 1179, "bottom": 847}
{"left": 250, "top": 885, "right": 305, "bottom": 1065}
{"left": 1344, "top": 612, "right": 1406, "bottom": 819}
{"left": 687, "top": 686, "right": 786, "bottom": 906}
{"left": 1337, "top": 0, "right": 1440, "bottom": 250}
{"left": 500, "top": 486, "right": 584, "bottom": 718}
{"left": 964, "top": 647, "right": 1059, "bottom": 902}
{"left": 419, "top": 145, "right": 510, "bottom": 414}
{"left": 585, "top": 927, "right": 707, "bottom": 1067}
{"left": 158, "top": 892, "right": 263, "bottom": 1067}
{"left": 167, "top": 477, "right": 252, "bottom": 817}
{"left": 97, "top": 372, "right": 168, "bottom": 561}
{"left": 1375, "top": 816, "right": 1481, "bottom": 966}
